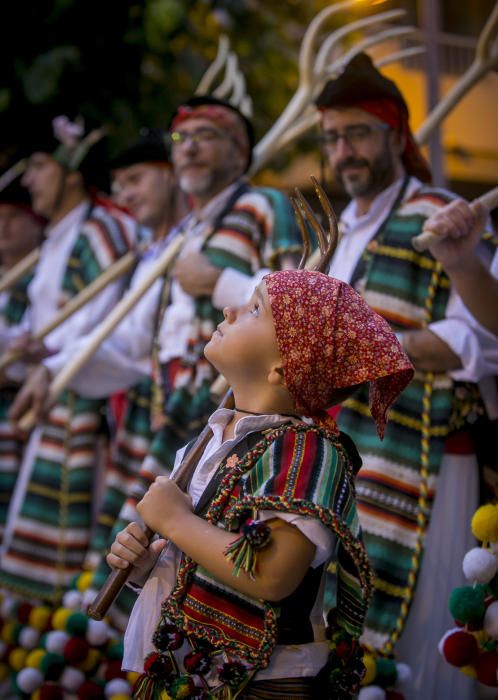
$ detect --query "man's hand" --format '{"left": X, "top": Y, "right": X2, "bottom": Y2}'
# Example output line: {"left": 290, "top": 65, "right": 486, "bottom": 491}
{"left": 424, "top": 199, "right": 488, "bottom": 270}
{"left": 173, "top": 251, "right": 222, "bottom": 297}
{"left": 8, "top": 364, "right": 52, "bottom": 425}
{"left": 7, "top": 331, "right": 51, "bottom": 364}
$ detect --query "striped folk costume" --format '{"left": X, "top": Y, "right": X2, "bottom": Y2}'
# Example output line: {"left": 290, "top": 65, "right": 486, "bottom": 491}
{"left": 0, "top": 200, "right": 138, "bottom": 603}
{"left": 0, "top": 270, "right": 34, "bottom": 544}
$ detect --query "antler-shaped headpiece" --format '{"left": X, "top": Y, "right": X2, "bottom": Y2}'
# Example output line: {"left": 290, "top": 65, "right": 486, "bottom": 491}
{"left": 416, "top": 1, "right": 498, "bottom": 144}
{"left": 290, "top": 175, "right": 339, "bottom": 273}
{"left": 251, "top": 2, "right": 422, "bottom": 173}
{"left": 194, "top": 35, "right": 253, "bottom": 117}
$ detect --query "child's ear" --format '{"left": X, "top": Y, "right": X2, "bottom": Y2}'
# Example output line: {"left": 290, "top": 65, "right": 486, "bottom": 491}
{"left": 267, "top": 364, "right": 287, "bottom": 388}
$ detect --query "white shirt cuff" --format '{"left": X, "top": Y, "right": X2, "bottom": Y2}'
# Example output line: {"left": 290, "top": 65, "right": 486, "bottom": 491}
{"left": 429, "top": 318, "right": 488, "bottom": 382}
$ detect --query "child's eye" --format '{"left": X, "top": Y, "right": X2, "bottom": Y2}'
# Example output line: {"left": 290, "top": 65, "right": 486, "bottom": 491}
{"left": 250, "top": 304, "right": 260, "bottom": 317}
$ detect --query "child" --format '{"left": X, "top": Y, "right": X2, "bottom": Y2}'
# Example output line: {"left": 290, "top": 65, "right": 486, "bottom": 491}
{"left": 107, "top": 269, "right": 414, "bottom": 699}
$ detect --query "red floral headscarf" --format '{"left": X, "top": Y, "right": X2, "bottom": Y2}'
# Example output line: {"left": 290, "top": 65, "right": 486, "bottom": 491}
{"left": 265, "top": 270, "right": 414, "bottom": 438}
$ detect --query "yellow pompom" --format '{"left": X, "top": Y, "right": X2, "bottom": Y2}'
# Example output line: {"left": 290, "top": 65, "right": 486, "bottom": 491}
{"left": 51, "top": 607, "right": 71, "bottom": 631}
{"left": 1, "top": 621, "right": 16, "bottom": 644}
{"left": 9, "top": 646, "right": 28, "bottom": 671}
{"left": 78, "top": 647, "right": 100, "bottom": 671}
{"left": 473, "top": 629, "right": 489, "bottom": 645}
{"left": 0, "top": 662, "right": 8, "bottom": 681}
{"left": 25, "top": 649, "right": 46, "bottom": 669}
{"left": 126, "top": 671, "right": 140, "bottom": 685}
{"left": 471, "top": 505, "right": 498, "bottom": 543}
{"left": 460, "top": 664, "right": 478, "bottom": 678}
{"left": 32, "top": 691, "right": 41, "bottom": 700}
{"left": 361, "top": 654, "right": 377, "bottom": 686}
{"left": 158, "top": 691, "right": 172, "bottom": 700}
{"left": 76, "top": 571, "right": 94, "bottom": 592}
{"left": 28, "top": 606, "right": 52, "bottom": 632}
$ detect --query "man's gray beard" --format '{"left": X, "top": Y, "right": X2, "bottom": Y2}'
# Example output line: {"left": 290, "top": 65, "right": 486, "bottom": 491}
{"left": 178, "top": 171, "right": 213, "bottom": 197}
{"left": 342, "top": 172, "right": 376, "bottom": 199}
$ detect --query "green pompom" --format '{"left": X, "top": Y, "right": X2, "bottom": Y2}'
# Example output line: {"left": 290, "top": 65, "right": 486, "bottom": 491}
{"left": 449, "top": 585, "right": 486, "bottom": 623}
{"left": 487, "top": 572, "right": 498, "bottom": 598}
{"left": 65, "top": 611, "right": 88, "bottom": 636}
{"left": 106, "top": 640, "right": 124, "bottom": 660}
{"left": 39, "top": 651, "right": 65, "bottom": 679}
{"left": 375, "top": 656, "right": 398, "bottom": 687}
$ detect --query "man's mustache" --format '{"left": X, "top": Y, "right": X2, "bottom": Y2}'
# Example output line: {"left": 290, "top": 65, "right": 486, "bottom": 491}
{"left": 336, "top": 158, "right": 370, "bottom": 175}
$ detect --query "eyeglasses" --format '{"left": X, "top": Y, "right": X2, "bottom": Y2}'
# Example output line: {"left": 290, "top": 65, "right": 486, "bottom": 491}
{"left": 318, "top": 123, "right": 390, "bottom": 151}
{"left": 169, "top": 127, "right": 225, "bottom": 147}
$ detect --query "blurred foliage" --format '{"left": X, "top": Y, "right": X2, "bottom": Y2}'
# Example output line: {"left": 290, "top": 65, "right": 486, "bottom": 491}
{"left": 0, "top": 0, "right": 386, "bottom": 166}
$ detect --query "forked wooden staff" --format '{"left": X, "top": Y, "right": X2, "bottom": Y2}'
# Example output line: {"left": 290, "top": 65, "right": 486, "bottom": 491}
{"left": 87, "top": 175, "right": 339, "bottom": 620}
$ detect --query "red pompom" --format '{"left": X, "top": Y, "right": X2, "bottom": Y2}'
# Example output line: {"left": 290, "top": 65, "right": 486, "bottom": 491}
{"left": 439, "top": 629, "right": 479, "bottom": 667}
{"left": 17, "top": 602, "right": 33, "bottom": 624}
{"left": 63, "top": 637, "right": 90, "bottom": 664}
{"left": 104, "top": 658, "right": 127, "bottom": 681}
{"left": 77, "top": 680, "right": 105, "bottom": 700}
{"left": 476, "top": 652, "right": 498, "bottom": 687}
{"left": 39, "top": 682, "right": 64, "bottom": 700}
{"left": 386, "top": 692, "right": 406, "bottom": 700}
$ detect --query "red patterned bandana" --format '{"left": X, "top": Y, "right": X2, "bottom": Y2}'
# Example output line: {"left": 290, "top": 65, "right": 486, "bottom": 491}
{"left": 170, "top": 105, "right": 250, "bottom": 160}
{"left": 265, "top": 270, "right": 414, "bottom": 438}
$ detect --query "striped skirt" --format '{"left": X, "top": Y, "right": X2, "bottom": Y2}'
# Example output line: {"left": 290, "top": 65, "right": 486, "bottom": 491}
{"left": 241, "top": 678, "right": 314, "bottom": 699}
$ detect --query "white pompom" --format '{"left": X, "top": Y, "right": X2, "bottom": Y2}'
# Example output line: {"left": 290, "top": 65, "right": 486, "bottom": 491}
{"left": 16, "top": 667, "right": 44, "bottom": 693}
{"left": 18, "top": 625, "right": 40, "bottom": 650}
{"left": 358, "top": 687, "right": 387, "bottom": 700}
{"left": 1, "top": 595, "right": 17, "bottom": 618}
{"left": 62, "top": 590, "right": 83, "bottom": 609}
{"left": 82, "top": 587, "right": 98, "bottom": 608}
{"left": 463, "top": 547, "right": 498, "bottom": 584}
{"left": 60, "top": 666, "right": 85, "bottom": 691}
{"left": 395, "top": 662, "right": 412, "bottom": 686}
{"left": 45, "top": 629, "right": 70, "bottom": 654}
{"left": 105, "top": 678, "right": 131, "bottom": 697}
{"left": 87, "top": 618, "right": 109, "bottom": 646}
{"left": 484, "top": 601, "right": 498, "bottom": 638}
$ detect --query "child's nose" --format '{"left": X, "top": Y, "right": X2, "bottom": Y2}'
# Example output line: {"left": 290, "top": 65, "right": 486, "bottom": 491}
{"left": 223, "top": 306, "right": 236, "bottom": 323}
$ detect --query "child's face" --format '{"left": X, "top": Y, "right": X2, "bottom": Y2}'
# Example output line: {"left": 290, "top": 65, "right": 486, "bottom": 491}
{"left": 204, "top": 281, "right": 281, "bottom": 382}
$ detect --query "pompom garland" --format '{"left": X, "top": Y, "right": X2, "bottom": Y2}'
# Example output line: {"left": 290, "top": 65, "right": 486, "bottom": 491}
{"left": 0, "top": 579, "right": 133, "bottom": 700}
{"left": 441, "top": 505, "right": 498, "bottom": 687}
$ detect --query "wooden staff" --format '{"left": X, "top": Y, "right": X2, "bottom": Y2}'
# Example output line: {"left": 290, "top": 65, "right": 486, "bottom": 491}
{"left": 412, "top": 186, "right": 498, "bottom": 252}
{"left": 18, "top": 235, "right": 184, "bottom": 433}
{"left": 0, "top": 248, "right": 40, "bottom": 296}
{"left": 0, "top": 248, "right": 139, "bottom": 373}
{"left": 87, "top": 388, "right": 234, "bottom": 620}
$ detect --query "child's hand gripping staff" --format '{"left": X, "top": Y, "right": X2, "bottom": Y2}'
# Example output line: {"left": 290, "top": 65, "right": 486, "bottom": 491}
{"left": 87, "top": 389, "right": 235, "bottom": 620}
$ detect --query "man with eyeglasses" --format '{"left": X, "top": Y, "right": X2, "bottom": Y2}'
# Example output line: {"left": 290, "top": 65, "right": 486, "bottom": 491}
{"left": 315, "top": 53, "right": 496, "bottom": 699}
